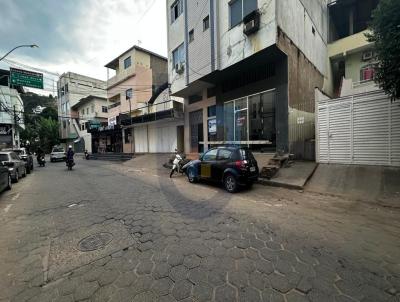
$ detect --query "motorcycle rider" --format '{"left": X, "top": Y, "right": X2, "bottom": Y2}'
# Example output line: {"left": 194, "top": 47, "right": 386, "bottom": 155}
{"left": 36, "top": 147, "right": 45, "bottom": 163}
{"left": 66, "top": 145, "right": 74, "bottom": 167}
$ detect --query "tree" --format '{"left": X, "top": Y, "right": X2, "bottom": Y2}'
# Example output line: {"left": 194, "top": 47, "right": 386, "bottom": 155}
{"left": 366, "top": 0, "right": 400, "bottom": 100}
{"left": 37, "top": 117, "right": 60, "bottom": 153}
{"left": 40, "top": 107, "right": 58, "bottom": 121}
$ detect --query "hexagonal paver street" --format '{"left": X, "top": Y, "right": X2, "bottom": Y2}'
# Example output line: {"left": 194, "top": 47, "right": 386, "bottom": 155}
{"left": 0, "top": 158, "right": 399, "bottom": 301}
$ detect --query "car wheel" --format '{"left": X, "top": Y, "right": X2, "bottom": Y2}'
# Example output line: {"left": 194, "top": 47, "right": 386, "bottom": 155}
{"left": 14, "top": 171, "right": 19, "bottom": 183}
{"left": 6, "top": 174, "right": 12, "bottom": 190}
{"left": 224, "top": 173, "right": 238, "bottom": 193}
{"left": 187, "top": 167, "right": 198, "bottom": 183}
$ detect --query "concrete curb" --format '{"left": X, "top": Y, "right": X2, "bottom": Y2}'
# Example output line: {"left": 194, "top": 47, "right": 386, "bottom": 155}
{"left": 257, "top": 163, "right": 319, "bottom": 191}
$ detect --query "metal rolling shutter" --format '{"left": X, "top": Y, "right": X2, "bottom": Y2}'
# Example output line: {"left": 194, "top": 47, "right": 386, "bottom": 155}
{"left": 317, "top": 90, "right": 400, "bottom": 167}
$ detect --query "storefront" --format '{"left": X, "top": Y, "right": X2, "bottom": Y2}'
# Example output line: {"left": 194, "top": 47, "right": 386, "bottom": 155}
{"left": 89, "top": 125, "right": 123, "bottom": 154}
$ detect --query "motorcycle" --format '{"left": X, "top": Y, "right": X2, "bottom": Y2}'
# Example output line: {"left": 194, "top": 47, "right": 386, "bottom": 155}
{"left": 66, "top": 159, "right": 75, "bottom": 170}
{"left": 170, "top": 152, "right": 189, "bottom": 178}
{"left": 38, "top": 156, "right": 46, "bottom": 167}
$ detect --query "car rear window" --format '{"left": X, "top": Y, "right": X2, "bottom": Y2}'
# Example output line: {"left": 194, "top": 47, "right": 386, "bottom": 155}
{"left": 0, "top": 154, "right": 9, "bottom": 161}
{"left": 239, "top": 149, "right": 256, "bottom": 161}
{"left": 53, "top": 148, "right": 64, "bottom": 152}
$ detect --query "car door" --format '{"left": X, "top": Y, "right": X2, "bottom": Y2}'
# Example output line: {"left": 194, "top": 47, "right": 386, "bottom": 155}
{"left": 11, "top": 153, "right": 22, "bottom": 172}
{"left": 215, "top": 148, "right": 233, "bottom": 182}
{"left": 199, "top": 149, "right": 218, "bottom": 180}
{"left": 0, "top": 163, "right": 7, "bottom": 190}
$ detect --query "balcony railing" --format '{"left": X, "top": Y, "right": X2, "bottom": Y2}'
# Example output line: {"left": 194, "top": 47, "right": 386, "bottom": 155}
{"left": 108, "top": 102, "right": 121, "bottom": 109}
{"left": 120, "top": 100, "right": 183, "bottom": 126}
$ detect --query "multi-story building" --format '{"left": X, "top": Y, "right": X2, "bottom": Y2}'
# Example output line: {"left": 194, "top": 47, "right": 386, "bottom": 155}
{"left": 324, "top": 0, "right": 379, "bottom": 97}
{"left": 167, "top": 0, "right": 328, "bottom": 159}
{"left": 98, "top": 45, "right": 183, "bottom": 154}
{"left": 0, "top": 69, "right": 25, "bottom": 149}
{"left": 314, "top": 0, "right": 400, "bottom": 168}
{"left": 70, "top": 95, "right": 108, "bottom": 152}
{"left": 57, "top": 72, "right": 106, "bottom": 148}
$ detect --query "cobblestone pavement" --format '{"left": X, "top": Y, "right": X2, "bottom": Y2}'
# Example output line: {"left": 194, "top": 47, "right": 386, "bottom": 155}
{"left": 0, "top": 158, "right": 399, "bottom": 302}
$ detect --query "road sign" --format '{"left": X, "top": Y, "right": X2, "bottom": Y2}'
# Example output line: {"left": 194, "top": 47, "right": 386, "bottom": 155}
{"left": 10, "top": 67, "right": 43, "bottom": 89}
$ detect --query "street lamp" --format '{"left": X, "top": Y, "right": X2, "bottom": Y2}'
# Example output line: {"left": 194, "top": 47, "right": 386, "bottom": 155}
{"left": 0, "top": 44, "right": 39, "bottom": 62}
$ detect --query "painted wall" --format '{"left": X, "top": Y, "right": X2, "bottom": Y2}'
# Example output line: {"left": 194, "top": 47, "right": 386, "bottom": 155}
{"left": 276, "top": 0, "right": 328, "bottom": 75}
{"left": 57, "top": 72, "right": 106, "bottom": 140}
{"left": 187, "top": 0, "right": 212, "bottom": 83}
{"left": 216, "top": 0, "right": 277, "bottom": 71}
{"left": 167, "top": 0, "right": 187, "bottom": 94}
{"left": 277, "top": 31, "right": 324, "bottom": 158}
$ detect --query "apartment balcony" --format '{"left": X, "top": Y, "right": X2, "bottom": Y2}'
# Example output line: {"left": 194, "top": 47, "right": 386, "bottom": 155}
{"left": 120, "top": 100, "right": 183, "bottom": 126}
{"left": 328, "top": 30, "right": 372, "bottom": 59}
{"left": 107, "top": 65, "right": 136, "bottom": 89}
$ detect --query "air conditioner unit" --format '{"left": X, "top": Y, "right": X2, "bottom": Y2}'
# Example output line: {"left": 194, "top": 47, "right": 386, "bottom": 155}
{"left": 243, "top": 10, "right": 260, "bottom": 36}
{"left": 175, "top": 63, "right": 185, "bottom": 75}
{"left": 362, "top": 51, "right": 373, "bottom": 61}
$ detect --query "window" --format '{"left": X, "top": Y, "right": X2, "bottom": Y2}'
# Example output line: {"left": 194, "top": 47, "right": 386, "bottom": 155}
{"left": 81, "top": 109, "right": 84, "bottom": 116}
{"left": 65, "top": 84, "right": 69, "bottom": 93}
{"left": 171, "top": 0, "right": 183, "bottom": 23}
{"left": 229, "top": 0, "right": 257, "bottom": 28}
{"left": 189, "top": 29, "right": 194, "bottom": 43}
{"left": 124, "top": 56, "right": 131, "bottom": 69}
{"left": 203, "top": 15, "right": 210, "bottom": 31}
{"left": 172, "top": 43, "right": 185, "bottom": 70}
{"left": 61, "top": 87, "right": 65, "bottom": 96}
{"left": 86, "top": 108, "right": 89, "bottom": 115}
{"left": 126, "top": 88, "right": 133, "bottom": 100}
{"left": 102, "top": 106, "right": 108, "bottom": 113}
{"left": 202, "top": 149, "right": 218, "bottom": 161}
{"left": 91, "top": 105, "right": 95, "bottom": 113}
{"left": 208, "top": 105, "right": 217, "bottom": 142}
{"left": 360, "top": 65, "right": 375, "bottom": 81}
{"left": 217, "top": 149, "right": 232, "bottom": 160}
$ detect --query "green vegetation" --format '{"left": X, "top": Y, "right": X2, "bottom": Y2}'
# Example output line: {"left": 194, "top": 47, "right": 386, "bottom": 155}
{"left": 367, "top": 0, "right": 400, "bottom": 100}
{"left": 20, "top": 93, "right": 59, "bottom": 153}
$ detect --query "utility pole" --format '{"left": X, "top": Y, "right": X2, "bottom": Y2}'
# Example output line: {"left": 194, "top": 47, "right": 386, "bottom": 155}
{"left": 13, "top": 105, "right": 18, "bottom": 148}
{"left": 128, "top": 95, "right": 133, "bottom": 154}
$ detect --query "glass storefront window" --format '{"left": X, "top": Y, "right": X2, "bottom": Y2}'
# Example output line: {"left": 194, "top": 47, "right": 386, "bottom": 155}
{"left": 223, "top": 91, "right": 276, "bottom": 146}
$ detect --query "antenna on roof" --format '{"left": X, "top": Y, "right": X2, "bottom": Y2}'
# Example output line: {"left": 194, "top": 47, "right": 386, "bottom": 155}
{"left": 137, "top": 40, "right": 142, "bottom": 46}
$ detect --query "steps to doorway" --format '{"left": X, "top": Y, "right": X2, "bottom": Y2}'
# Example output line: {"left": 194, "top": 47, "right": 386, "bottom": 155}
{"left": 90, "top": 153, "right": 133, "bottom": 161}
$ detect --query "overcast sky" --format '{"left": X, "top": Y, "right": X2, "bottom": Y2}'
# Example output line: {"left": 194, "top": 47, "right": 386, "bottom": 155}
{"left": 0, "top": 0, "right": 167, "bottom": 95}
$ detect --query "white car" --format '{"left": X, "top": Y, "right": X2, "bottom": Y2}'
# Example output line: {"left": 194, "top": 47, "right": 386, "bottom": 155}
{"left": 50, "top": 146, "right": 66, "bottom": 162}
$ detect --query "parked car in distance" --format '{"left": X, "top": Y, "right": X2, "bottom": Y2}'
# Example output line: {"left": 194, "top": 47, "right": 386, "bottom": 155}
{"left": 4, "top": 148, "right": 34, "bottom": 174}
{"left": 0, "top": 151, "right": 27, "bottom": 183}
{"left": 184, "top": 146, "right": 259, "bottom": 193}
{"left": 0, "top": 162, "right": 12, "bottom": 192}
{"left": 50, "top": 146, "right": 66, "bottom": 162}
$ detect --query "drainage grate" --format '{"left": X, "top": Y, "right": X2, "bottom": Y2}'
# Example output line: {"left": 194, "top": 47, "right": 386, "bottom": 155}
{"left": 77, "top": 232, "right": 113, "bottom": 252}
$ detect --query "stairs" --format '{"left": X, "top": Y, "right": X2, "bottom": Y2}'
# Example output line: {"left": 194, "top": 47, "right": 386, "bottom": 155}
{"left": 260, "top": 153, "right": 294, "bottom": 179}
{"left": 90, "top": 153, "right": 133, "bottom": 161}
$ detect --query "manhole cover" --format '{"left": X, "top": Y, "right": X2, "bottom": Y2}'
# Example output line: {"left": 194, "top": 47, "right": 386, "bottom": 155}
{"left": 77, "top": 232, "right": 113, "bottom": 252}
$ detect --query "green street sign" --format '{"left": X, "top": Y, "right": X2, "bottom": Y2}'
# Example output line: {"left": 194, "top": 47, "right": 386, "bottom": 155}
{"left": 10, "top": 67, "right": 43, "bottom": 89}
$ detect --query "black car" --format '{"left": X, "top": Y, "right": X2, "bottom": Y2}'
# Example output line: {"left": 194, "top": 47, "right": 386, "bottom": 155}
{"left": 0, "top": 162, "right": 12, "bottom": 192}
{"left": 184, "top": 147, "right": 259, "bottom": 193}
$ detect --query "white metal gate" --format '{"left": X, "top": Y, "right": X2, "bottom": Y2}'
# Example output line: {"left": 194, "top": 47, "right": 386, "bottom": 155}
{"left": 317, "top": 90, "right": 400, "bottom": 166}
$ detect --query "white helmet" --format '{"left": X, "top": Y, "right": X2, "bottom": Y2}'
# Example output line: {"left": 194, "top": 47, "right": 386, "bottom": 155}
{"left": 68, "top": 145, "right": 72, "bottom": 149}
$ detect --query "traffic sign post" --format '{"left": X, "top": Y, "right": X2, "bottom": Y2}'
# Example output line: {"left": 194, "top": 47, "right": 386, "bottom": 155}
{"left": 10, "top": 67, "right": 43, "bottom": 89}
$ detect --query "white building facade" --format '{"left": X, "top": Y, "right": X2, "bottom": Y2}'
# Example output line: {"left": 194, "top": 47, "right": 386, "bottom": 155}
{"left": 57, "top": 72, "right": 106, "bottom": 148}
{"left": 0, "top": 86, "right": 25, "bottom": 149}
{"left": 167, "top": 0, "right": 328, "bottom": 158}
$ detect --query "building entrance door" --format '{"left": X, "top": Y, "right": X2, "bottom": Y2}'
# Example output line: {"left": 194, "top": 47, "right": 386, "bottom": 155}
{"left": 189, "top": 110, "right": 203, "bottom": 153}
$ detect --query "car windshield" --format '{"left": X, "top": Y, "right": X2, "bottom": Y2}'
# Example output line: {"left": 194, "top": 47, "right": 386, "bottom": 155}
{"left": 0, "top": 154, "right": 9, "bottom": 161}
{"left": 53, "top": 148, "right": 64, "bottom": 152}
{"left": 13, "top": 150, "right": 23, "bottom": 155}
